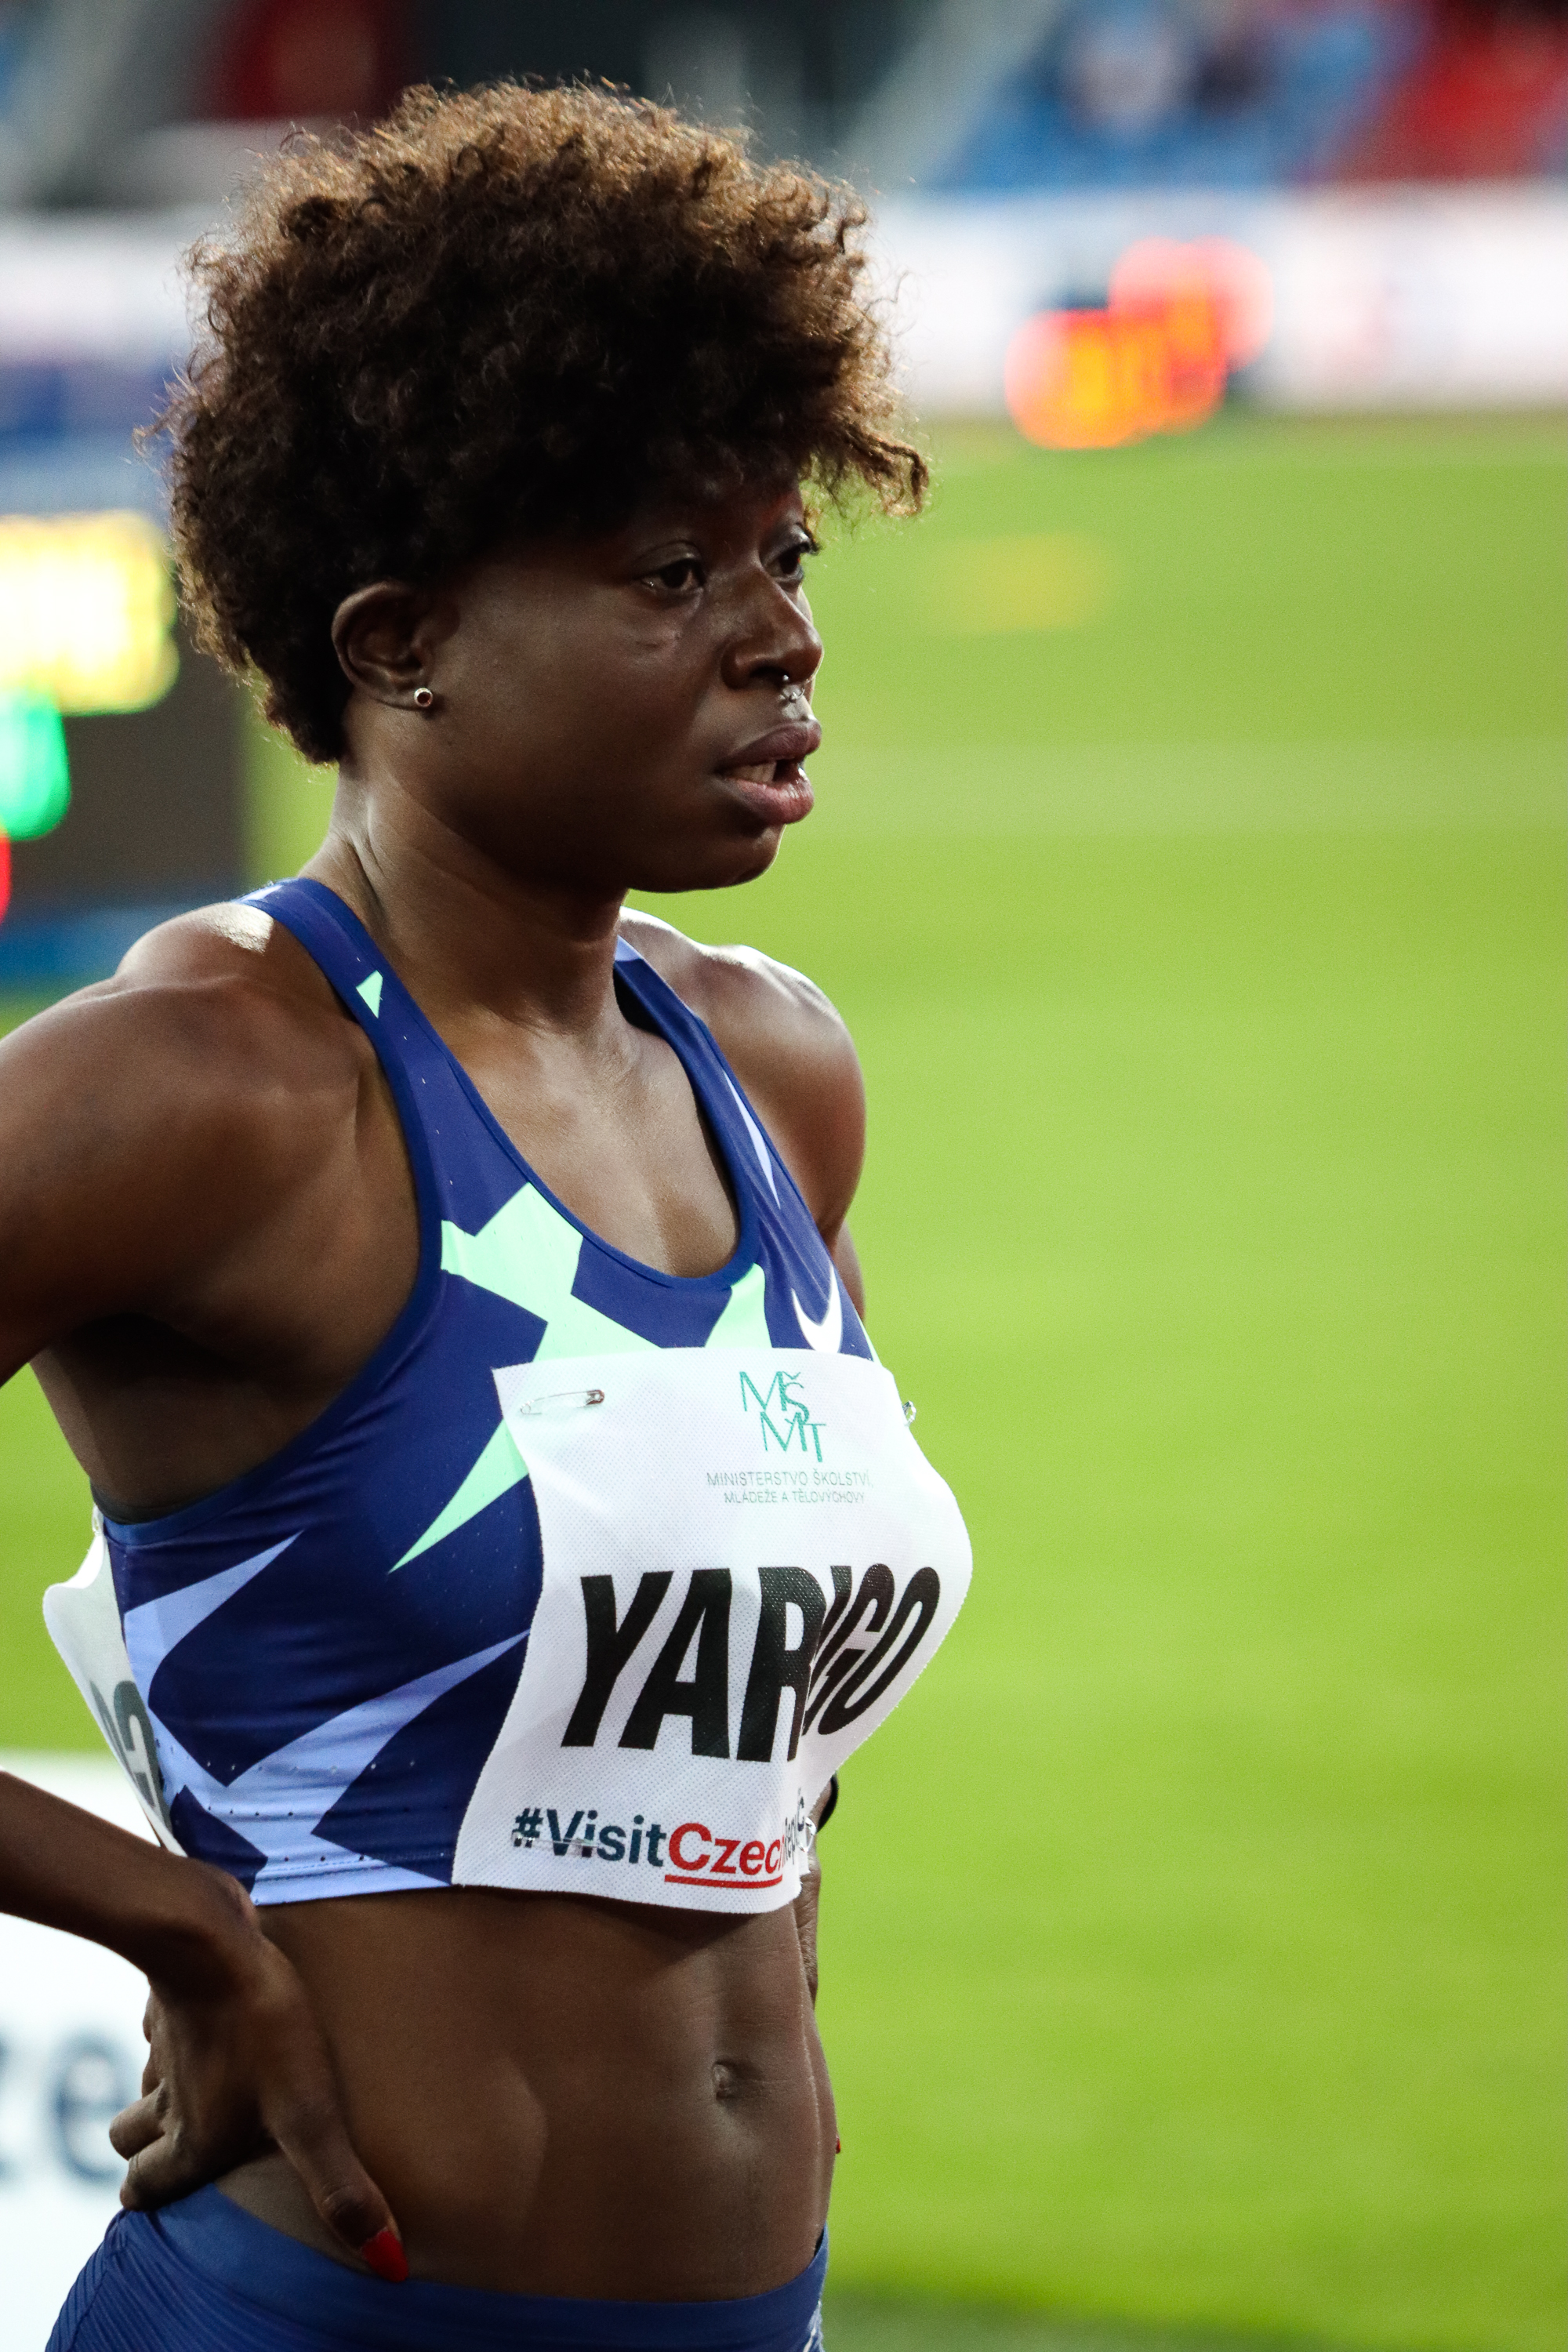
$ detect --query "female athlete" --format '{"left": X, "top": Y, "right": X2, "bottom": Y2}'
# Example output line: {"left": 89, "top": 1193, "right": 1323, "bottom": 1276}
{"left": 0, "top": 83, "right": 971, "bottom": 2352}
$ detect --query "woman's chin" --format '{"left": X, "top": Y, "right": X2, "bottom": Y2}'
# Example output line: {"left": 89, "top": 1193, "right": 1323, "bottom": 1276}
{"left": 630, "top": 830, "right": 786, "bottom": 896}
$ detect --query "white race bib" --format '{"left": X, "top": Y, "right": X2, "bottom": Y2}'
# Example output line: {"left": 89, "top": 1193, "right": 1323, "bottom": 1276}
{"left": 42, "top": 1522, "right": 182, "bottom": 1850}
{"left": 453, "top": 1349, "right": 971, "bottom": 1911}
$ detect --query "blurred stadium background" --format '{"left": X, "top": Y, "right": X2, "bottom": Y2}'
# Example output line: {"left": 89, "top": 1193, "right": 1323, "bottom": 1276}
{"left": 0, "top": 4, "right": 1563, "bottom": 2348}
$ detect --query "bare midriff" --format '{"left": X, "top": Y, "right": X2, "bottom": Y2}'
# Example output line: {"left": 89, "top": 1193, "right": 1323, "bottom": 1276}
{"left": 219, "top": 1886, "right": 836, "bottom": 2299}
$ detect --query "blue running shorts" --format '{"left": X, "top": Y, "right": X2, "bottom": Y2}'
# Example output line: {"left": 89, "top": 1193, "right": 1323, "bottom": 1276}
{"left": 47, "top": 2186, "right": 829, "bottom": 2352}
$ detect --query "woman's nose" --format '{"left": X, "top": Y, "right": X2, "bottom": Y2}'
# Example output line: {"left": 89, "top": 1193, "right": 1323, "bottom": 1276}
{"left": 723, "top": 592, "right": 822, "bottom": 695}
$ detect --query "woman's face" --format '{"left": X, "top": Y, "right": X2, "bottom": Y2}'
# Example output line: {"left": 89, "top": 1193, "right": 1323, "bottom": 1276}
{"left": 337, "top": 477, "right": 824, "bottom": 898}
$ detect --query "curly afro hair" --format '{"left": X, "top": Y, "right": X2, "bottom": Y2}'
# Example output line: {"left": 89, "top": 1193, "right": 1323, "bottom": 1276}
{"left": 161, "top": 82, "right": 925, "bottom": 763}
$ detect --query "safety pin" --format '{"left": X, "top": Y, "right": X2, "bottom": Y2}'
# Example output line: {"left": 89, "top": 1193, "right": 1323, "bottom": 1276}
{"left": 514, "top": 1388, "right": 605, "bottom": 1416}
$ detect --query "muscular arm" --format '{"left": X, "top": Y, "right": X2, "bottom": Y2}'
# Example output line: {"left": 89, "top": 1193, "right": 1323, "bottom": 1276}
{"left": 0, "top": 914, "right": 403, "bottom": 2256}
{"left": 0, "top": 913, "right": 344, "bottom": 1385}
{"left": 0, "top": 984, "right": 241, "bottom": 1382}
{"left": 617, "top": 913, "right": 867, "bottom": 1313}
{"left": 2, "top": 909, "right": 413, "bottom": 1513}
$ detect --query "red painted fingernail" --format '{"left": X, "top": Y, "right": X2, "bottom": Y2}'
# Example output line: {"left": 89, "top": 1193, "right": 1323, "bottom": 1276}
{"left": 360, "top": 2227, "right": 408, "bottom": 2284}
{"left": 835, "top": 2134, "right": 842, "bottom": 2154}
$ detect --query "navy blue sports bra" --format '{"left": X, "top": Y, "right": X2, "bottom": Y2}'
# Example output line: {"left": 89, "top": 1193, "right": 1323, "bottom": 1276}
{"left": 52, "top": 881, "right": 895, "bottom": 1902}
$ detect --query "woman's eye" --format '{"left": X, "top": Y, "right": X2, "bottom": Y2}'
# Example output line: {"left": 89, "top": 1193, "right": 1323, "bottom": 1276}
{"left": 647, "top": 557, "right": 703, "bottom": 593}
{"left": 775, "top": 537, "right": 817, "bottom": 583}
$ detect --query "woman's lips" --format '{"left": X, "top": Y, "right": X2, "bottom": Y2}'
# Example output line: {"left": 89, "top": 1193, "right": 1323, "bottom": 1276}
{"left": 714, "top": 718, "right": 820, "bottom": 827}
{"left": 717, "top": 760, "right": 815, "bottom": 827}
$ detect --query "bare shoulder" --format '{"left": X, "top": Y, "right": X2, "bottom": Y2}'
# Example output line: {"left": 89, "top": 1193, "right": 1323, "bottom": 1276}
{"left": 618, "top": 909, "right": 855, "bottom": 1070}
{"left": 0, "top": 903, "right": 368, "bottom": 1370}
{"left": 5, "top": 899, "right": 362, "bottom": 1132}
{"left": 618, "top": 909, "right": 865, "bottom": 1235}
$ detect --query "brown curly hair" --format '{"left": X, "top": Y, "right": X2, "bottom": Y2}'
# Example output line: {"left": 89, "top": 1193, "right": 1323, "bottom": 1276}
{"left": 161, "top": 82, "right": 924, "bottom": 763}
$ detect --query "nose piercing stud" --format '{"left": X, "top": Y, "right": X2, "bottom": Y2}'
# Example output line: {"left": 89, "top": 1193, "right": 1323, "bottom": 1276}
{"left": 412, "top": 685, "right": 435, "bottom": 710}
{"left": 779, "top": 677, "right": 810, "bottom": 712}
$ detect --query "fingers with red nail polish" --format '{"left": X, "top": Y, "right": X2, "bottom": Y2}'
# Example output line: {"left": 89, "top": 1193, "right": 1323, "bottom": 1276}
{"left": 360, "top": 2226, "right": 409, "bottom": 2284}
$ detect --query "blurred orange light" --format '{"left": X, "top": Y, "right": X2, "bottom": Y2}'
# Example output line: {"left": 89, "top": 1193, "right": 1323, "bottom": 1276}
{"left": 1005, "top": 237, "right": 1272, "bottom": 453}
{"left": 1109, "top": 236, "right": 1275, "bottom": 368}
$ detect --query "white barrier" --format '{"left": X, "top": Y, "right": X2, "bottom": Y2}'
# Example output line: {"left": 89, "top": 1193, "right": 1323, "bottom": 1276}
{"left": 0, "top": 188, "right": 1563, "bottom": 424}
{"left": 872, "top": 185, "right": 1568, "bottom": 412}
{"left": 0, "top": 1752, "right": 151, "bottom": 2350}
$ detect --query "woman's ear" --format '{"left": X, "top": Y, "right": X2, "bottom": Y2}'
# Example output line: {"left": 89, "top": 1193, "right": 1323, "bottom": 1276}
{"left": 332, "top": 581, "right": 452, "bottom": 707}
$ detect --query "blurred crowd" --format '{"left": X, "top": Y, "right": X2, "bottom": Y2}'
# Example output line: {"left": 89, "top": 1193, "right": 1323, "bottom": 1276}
{"left": 942, "top": 0, "right": 1568, "bottom": 189}
{"left": 0, "top": 0, "right": 1560, "bottom": 212}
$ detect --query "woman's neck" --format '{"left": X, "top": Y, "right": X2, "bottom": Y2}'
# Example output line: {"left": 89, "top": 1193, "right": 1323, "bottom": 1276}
{"left": 308, "top": 774, "right": 627, "bottom": 1043}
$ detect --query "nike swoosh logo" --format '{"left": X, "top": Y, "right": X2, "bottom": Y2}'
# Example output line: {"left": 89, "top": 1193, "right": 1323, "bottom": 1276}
{"left": 792, "top": 1276, "right": 843, "bottom": 1353}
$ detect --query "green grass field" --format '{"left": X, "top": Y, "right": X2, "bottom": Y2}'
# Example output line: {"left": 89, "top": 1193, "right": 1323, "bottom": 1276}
{"left": 2, "top": 412, "right": 1563, "bottom": 2352}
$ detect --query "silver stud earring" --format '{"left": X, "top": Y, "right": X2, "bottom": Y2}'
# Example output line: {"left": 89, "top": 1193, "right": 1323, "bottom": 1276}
{"left": 412, "top": 685, "right": 436, "bottom": 711}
